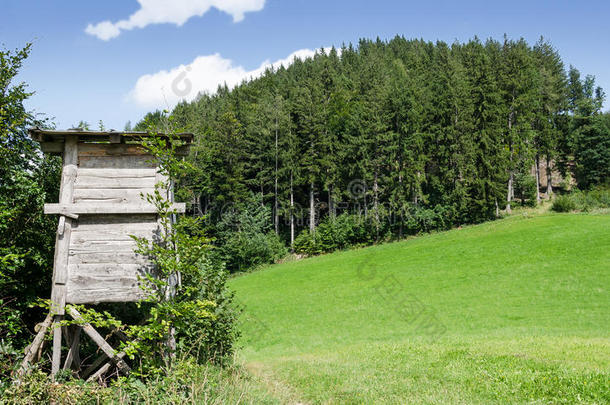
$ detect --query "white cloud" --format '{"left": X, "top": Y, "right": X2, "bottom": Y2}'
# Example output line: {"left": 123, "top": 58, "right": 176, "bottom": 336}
{"left": 86, "top": 0, "right": 265, "bottom": 40}
{"left": 128, "top": 48, "right": 330, "bottom": 109}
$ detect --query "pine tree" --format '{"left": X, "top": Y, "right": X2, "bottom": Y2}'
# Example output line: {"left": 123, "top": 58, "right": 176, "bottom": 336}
{"left": 566, "top": 67, "right": 606, "bottom": 189}
{"left": 533, "top": 38, "right": 568, "bottom": 198}
{"left": 459, "top": 38, "right": 506, "bottom": 220}
{"left": 498, "top": 38, "right": 538, "bottom": 212}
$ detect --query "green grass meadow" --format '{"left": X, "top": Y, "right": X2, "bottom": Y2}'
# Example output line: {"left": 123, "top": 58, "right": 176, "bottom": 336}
{"left": 229, "top": 213, "right": 610, "bottom": 404}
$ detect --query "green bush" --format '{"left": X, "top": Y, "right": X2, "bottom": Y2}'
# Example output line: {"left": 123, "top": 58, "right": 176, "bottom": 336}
{"left": 404, "top": 205, "right": 449, "bottom": 234}
{"left": 552, "top": 188, "right": 610, "bottom": 213}
{"left": 292, "top": 229, "right": 315, "bottom": 255}
{"left": 294, "top": 206, "right": 453, "bottom": 257}
{"left": 572, "top": 187, "right": 610, "bottom": 211}
{"left": 0, "top": 43, "right": 60, "bottom": 381}
{"left": 215, "top": 193, "right": 287, "bottom": 272}
{"left": 174, "top": 257, "right": 240, "bottom": 364}
{"left": 514, "top": 172, "right": 538, "bottom": 207}
{"left": 293, "top": 214, "right": 375, "bottom": 256}
{"left": 551, "top": 195, "right": 577, "bottom": 212}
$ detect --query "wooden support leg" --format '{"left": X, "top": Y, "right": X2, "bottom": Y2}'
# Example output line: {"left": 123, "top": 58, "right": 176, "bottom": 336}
{"left": 51, "top": 315, "right": 63, "bottom": 378}
{"left": 165, "top": 326, "right": 177, "bottom": 365}
{"left": 17, "top": 314, "right": 53, "bottom": 378}
{"left": 67, "top": 307, "right": 130, "bottom": 375}
{"left": 83, "top": 335, "right": 143, "bottom": 380}
{"left": 81, "top": 352, "right": 108, "bottom": 380}
{"left": 61, "top": 325, "right": 72, "bottom": 347}
{"left": 82, "top": 328, "right": 143, "bottom": 380}
{"left": 72, "top": 326, "right": 81, "bottom": 370}
{"left": 63, "top": 326, "right": 81, "bottom": 371}
{"left": 35, "top": 337, "right": 46, "bottom": 363}
{"left": 87, "top": 351, "right": 128, "bottom": 383}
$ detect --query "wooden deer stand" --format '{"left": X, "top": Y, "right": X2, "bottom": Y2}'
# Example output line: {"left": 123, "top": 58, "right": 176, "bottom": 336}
{"left": 19, "top": 129, "right": 192, "bottom": 381}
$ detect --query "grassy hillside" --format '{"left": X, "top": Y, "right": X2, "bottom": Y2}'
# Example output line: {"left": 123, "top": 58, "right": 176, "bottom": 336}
{"left": 230, "top": 213, "right": 610, "bottom": 404}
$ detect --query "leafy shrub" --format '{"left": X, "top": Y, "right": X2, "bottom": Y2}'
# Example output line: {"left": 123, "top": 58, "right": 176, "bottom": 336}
{"left": 117, "top": 126, "right": 241, "bottom": 376}
{"left": 403, "top": 205, "right": 449, "bottom": 234}
{"left": 179, "top": 257, "right": 240, "bottom": 363}
{"left": 552, "top": 187, "right": 610, "bottom": 213}
{"left": 514, "top": 172, "right": 538, "bottom": 207}
{"left": 293, "top": 214, "right": 374, "bottom": 256}
{"left": 215, "top": 193, "right": 287, "bottom": 272}
{"left": 571, "top": 187, "right": 610, "bottom": 211}
{"left": 293, "top": 229, "right": 316, "bottom": 255}
{"left": 559, "top": 171, "right": 573, "bottom": 192}
{"left": 0, "top": 43, "right": 60, "bottom": 380}
{"left": 551, "top": 195, "right": 577, "bottom": 212}
{"left": 294, "top": 206, "right": 452, "bottom": 257}
{"left": 3, "top": 369, "right": 114, "bottom": 404}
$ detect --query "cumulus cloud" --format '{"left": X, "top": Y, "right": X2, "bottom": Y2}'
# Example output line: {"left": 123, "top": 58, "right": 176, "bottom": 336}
{"left": 128, "top": 48, "right": 331, "bottom": 109}
{"left": 86, "top": 0, "right": 265, "bottom": 40}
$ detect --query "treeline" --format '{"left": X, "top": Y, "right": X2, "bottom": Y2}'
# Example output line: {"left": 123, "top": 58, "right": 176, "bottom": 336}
{"left": 137, "top": 36, "right": 608, "bottom": 267}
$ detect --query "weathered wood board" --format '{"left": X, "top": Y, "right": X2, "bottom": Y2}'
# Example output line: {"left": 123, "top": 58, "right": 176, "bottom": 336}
{"left": 65, "top": 214, "right": 159, "bottom": 304}
{"left": 69, "top": 144, "right": 162, "bottom": 304}
{"left": 78, "top": 155, "right": 157, "bottom": 169}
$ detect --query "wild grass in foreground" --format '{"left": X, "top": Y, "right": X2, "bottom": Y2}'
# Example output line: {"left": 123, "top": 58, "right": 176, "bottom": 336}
{"left": 2, "top": 360, "right": 278, "bottom": 404}
{"left": 231, "top": 213, "right": 610, "bottom": 404}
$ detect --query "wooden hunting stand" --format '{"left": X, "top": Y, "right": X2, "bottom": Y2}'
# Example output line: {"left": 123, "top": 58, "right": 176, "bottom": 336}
{"left": 18, "top": 129, "right": 192, "bottom": 381}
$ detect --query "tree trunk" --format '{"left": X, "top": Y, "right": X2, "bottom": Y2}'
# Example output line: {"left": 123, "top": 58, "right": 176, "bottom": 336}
{"left": 289, "top": 172, "right": 295, "bottom": 250}
{"left": 309, "top": 181, "right": 315, "bottom": 233}
{"left": 363, "top": 183, "right": 368, "bottom": 218}
{"left": 546, "top": 156, "right": 553, "bottom": 196}
{"left": 373, "top": 171, "right": 379, "bottom": 213}
{"left": 373, "top": 169, "right": 380, "bottom": 240}
{"left": 535, "top": 155, "right": 541, "bottom": 203}
{"left": 398, "top": 172, "right": 404, "bottom": 239}
{"left": 506, "top": 171, "right": 513, "bottom": 213}
{"left": 506, "top": 109, "right": 514, "bottom": 213}
{"left": 274, "top": 122, "right": 279, "bottom": 234}
{"left": 414, "top": 171, "right": 421, "bottom": 205}
{"left": 328, "top": 184, "right": 335, "bottom": 220}
{"left": 397, "top": 116, "right": 404, "bottom": 239}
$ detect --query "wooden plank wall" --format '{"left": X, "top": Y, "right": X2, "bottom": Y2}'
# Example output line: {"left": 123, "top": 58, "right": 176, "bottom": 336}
{"left": 66, "top": 214, "right": 158, "bottom": 304}
{"left": 62, "top": 143, "right": 163, "bottom": 304}
{"left": 73, "top": 168, "right": 156, "bottom": 203}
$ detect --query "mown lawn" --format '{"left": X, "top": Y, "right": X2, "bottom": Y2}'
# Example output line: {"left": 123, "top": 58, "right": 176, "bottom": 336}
{"left": 229, "top": 213, "right": 610, "bottom": 404}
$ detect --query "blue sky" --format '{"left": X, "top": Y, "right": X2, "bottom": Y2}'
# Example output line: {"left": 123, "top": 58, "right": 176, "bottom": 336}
{"left": 2, "top": 0, "right": 609, "bottom": 130}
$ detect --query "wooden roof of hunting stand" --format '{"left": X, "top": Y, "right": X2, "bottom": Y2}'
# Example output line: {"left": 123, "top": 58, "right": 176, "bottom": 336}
{"left": 29, "top": 128, "right": 193, "bottom": 155}
{"left": 18, "top": 128, "right": 192, "bottom": 382}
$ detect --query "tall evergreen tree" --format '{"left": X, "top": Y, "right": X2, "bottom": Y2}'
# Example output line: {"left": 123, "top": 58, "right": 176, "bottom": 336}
{"left": 498, "top": 38, "right": 538, "bottom": 212}
{"left": 533, "top": 38, "right": 568, "bottom": 197}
